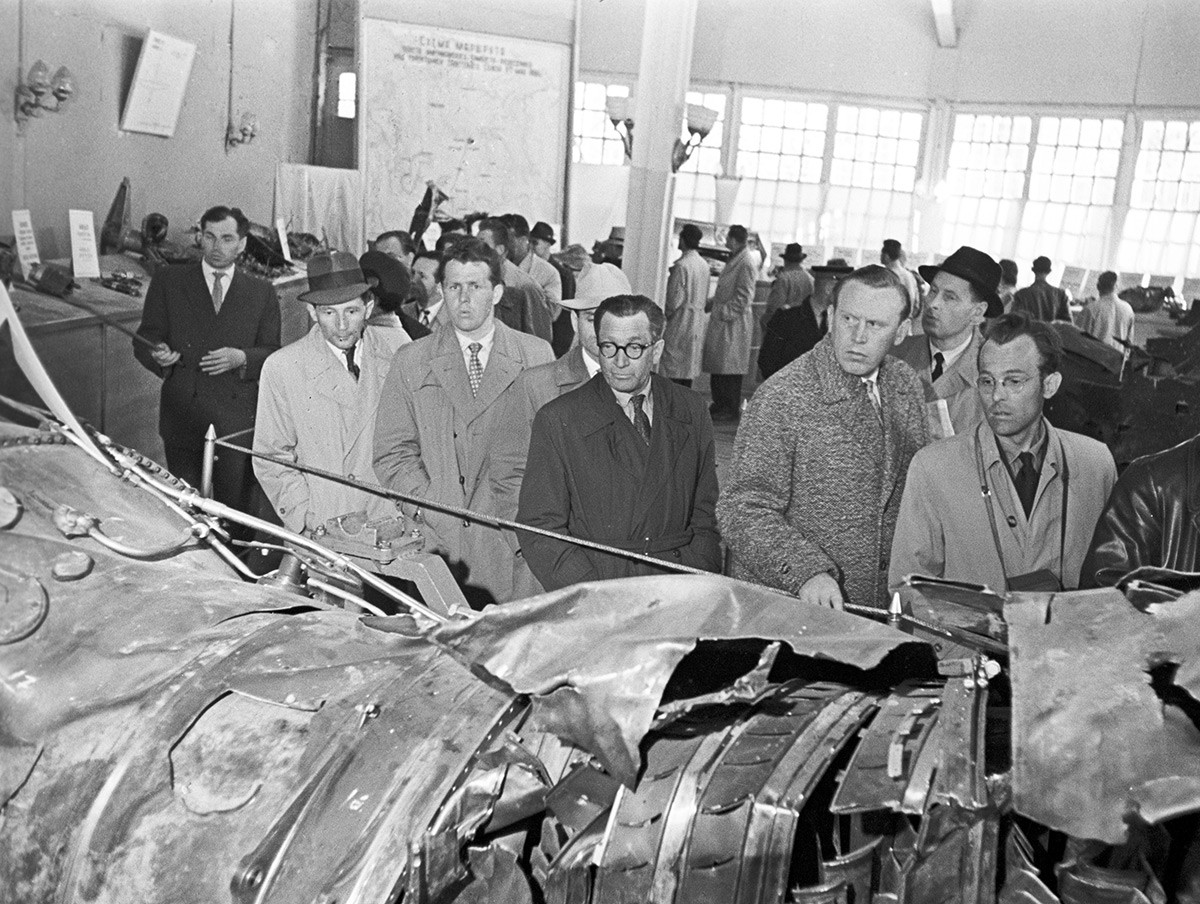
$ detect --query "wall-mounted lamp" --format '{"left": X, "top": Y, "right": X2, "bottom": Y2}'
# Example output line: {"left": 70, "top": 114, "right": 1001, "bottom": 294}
{"left": 15, "top": 60, "right": 75, "bottom": 125}
{"left": 605, "top": 97, "right": 720, "bottom": 173}
{"left": 225, "top": 112, "right": 258, "bottom": 150}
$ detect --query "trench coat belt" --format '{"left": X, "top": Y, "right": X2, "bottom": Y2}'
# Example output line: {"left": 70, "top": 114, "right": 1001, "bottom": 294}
{"left": 590, "top": 529, "right": 694, "bottom": 555}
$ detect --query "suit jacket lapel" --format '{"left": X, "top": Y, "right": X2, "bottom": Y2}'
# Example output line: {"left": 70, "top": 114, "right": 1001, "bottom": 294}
{"left": 578, "top": 377, "right": 644, "bottom": 484}
{"left": 631, "top": 378, "right": 688, "bottom": 527}
{"left": 343, "top": 329, "right": 393, "bottom": 463}
{"left": 472, "top": 325, "right": 523, "bottom": 417}
{"left": 305, "top": 329, "right": 358, "bottom": 453}
{"left": 188, "top": 264, "right": 219, "bottom": 335}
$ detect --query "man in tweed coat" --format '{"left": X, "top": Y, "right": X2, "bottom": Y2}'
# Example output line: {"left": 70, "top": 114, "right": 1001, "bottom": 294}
{"left": 719, "top": 265, "right": 929, "bottom": 609}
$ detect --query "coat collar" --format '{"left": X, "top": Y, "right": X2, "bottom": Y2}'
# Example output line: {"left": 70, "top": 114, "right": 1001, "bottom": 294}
{"left": 421, "top": 319, "right": 525, "bottom": 422}
{"left": 556, "top": 346, "right": 593, "bottom": 387}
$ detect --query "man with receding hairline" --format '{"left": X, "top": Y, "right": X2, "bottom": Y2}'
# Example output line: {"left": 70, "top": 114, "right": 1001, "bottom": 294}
{"left": 517, "top": 294, "right": 721, "bottom": 591}
{"left": 719, "top": 265, "right": 929, "bottom": 610}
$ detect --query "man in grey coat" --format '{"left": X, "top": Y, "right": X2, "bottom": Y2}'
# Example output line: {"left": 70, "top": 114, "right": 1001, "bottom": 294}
{"left": 373, "top": 238, "right": 553, "bottom": 607}
{"left": 719, "top": 265, "right": 929, "bottom": 610}
{"left": 702, "top": 224, "right": 758, "bottom": 421}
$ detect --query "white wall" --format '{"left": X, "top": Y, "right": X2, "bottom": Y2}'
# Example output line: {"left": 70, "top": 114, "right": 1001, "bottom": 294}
{"left": 4, "top": 0, "right": 317, "bottom": 257}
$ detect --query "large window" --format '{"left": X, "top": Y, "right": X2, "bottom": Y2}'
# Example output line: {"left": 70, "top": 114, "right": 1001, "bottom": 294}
{"left": 731, "top": 97, "right": 828, "bottom": 243}
{"left": 1016, "top": 116, "right": 1122, "bottom": 266}
{"left": 942, "top": 114, "right": 1031, "bottom": 254}
{"left": 1119, "top": 119, "right": 1200, "bottom": 276}
{"left": 674, "top": 90, "right": 727, "bottom": 222}
{"left": 573, "top": 80, "right": 630, "bottom": 166}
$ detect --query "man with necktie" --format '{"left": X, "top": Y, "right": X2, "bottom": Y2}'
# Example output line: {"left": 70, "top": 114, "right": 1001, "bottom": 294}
{"left": 373, "top": 237, "right": 552, "bottom": 607}
{"left": 719, "top": 265, "right": 928, "bottom": 610}
{"left": 134, "top": 205, "right": 280, "bottom": 517}
{"left": 253, "top": 252, "right": 409, "bottom": 535}
{"left": 890, "top": 313, "right": 1116, "bottom": 593}
{"left": 517, "top": 294, "right": 722, "bottom": 591}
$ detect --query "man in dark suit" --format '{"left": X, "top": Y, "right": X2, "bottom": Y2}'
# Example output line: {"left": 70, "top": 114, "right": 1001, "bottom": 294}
{"left": 517, "top": 294, "right": 722, "bottom": 591}
{"left": 134, "top": 205, "right": 280, "bottom": 516}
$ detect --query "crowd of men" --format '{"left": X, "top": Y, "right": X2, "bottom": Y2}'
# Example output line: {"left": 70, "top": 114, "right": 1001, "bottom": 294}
{"left": 134, "top": 204, "right": 1189, "bottom": 613}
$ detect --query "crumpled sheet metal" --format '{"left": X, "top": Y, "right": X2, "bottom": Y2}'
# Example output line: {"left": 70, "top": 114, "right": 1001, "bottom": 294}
{"left": 1007, "top": 587, "right": 1200, "bottom": 844}
{"left": 429, "top": 574, "right": 920, "bottom": 785}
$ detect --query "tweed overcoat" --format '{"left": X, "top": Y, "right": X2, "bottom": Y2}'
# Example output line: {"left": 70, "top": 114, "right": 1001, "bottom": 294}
{"left": 890, "top": 328, "right": 986, "bottom": 440}
{"left": 254, "top": 324, "right": 408, "bottom": 534}
{"left": 660, "top": 249, "right": 711, "bottom": 380}
{"left": 372, "top": 320, "right": 553, "bottom": 605}
{"left": 702, "top": 247, "right": 758, "bottom": 375}
{"left": 517, "top": 373, "right": 722, "bottom": 590}
{"left": 890, "top": 420, "right": 1116, "bottom": 592}
{"left": 719, "top": 335, "right": 929, "bottom": 608}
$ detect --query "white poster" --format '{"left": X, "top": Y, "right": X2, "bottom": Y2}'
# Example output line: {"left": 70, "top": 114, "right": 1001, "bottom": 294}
{"left": 120, "top": 30, "right": 197, "bottom": 138}
{"left": 11, "top": 210, "right": 40, "bottom": 279}
{"left": 68, "top": 210, "right": 101, "bottom": 279}
{"left": 360, "top": 21, "right": 570, "bottom": 237}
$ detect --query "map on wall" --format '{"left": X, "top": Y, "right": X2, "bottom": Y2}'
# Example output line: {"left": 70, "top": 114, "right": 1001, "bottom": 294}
{"left": 360, "top": 21, "right": 570, "bottom": 237}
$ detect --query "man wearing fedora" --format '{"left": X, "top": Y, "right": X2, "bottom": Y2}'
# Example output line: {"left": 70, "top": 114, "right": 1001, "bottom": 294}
{"left": 759, "top": 243, "right": 824, "bottom": 381}
{"left": 373, "top": 237, "right": 553, "bottom": 608}
{"left": 890, "top": 313, "right": 1115, "bottom": 593}
{"left": 660, "top": 224, "right": 711, "bottom": 387}
{"left": 891, "top": 245, "right": 1003, "bottom": 439}
{"left": 1013, "top": 255, "right": 1073, "bottom": 323}
{"left": 254, "top": 251, "right": 410, "bottom": 536}
{"left": 134, "top": 204, "right": 280, "bottom": 521}
{"left": 358, "top": 249, "right": 430, "bottom": 341}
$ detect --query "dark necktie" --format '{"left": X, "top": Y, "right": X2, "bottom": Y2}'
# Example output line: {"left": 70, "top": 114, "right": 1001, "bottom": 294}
{"left": 631, "top": 393, "right": 651, "bottom": 445}
{"left": 931, "top": 351, "right": 945, "bottom": 382}
{"left": 1013, "top": 451, "right": 1038, "bottom": 517}
{"left": 211, "top": 271, "right": 225, "bottom": 314}
{"left": 864, "top": 378, "right": 881, "bottom": 422}
{"left": 344, "top": 343, "right": 359, "bottom": 381}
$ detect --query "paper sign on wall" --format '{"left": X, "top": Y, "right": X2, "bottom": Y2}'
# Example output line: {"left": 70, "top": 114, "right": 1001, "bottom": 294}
{"left": 11, "top": 210, "right": 40, "bottom": 279}
{"left": 68, "top": 209, "right": 101, "bottom": 279}
{"left": 276, "top": 219, "right": 293, "bottom": 263}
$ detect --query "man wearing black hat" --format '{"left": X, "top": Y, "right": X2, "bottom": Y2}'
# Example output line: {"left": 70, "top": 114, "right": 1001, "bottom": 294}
{"left": 1012, "top": 256, "right": 1073, "bottom": 324}
{"left": 254, "top": 251, "right": 410, "bottom": 536}
{"left": 358, "top": 249, "right": 430, "bottom": 341}
{"left": 891, "top": 245, "right": 1003, "bottom": 439}
{"left": 890, "top": 313, "right": 1115, "bottom": 593}
{"left": 758, "top": 243, "right": 823, "bottom": 381}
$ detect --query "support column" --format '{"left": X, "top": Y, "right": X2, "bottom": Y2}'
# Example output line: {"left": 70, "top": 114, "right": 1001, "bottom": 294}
{"left": 621, "top": 0, "right": 699, "bottom": 304}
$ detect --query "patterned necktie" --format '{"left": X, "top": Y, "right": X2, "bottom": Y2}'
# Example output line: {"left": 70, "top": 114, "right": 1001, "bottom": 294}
{"left": 468, "top": 342, "right": 484, "bottom": 397}
{"left": 211, "top": 271, "right": 225, "bottom": 314}
{"left": 865, "top": 378, "right": 882, "bottom": 422}
{"left": 1013, "top": 451, "right": 1038, "bottom": 517}
{"left": 931, "top": 351, "right": 945, "bottom": 383}
{"left": 631, "top": 393, "right": 651, "bottom": 445}
{"left": 344, "top": 343, "right": 359, "bottom": 381}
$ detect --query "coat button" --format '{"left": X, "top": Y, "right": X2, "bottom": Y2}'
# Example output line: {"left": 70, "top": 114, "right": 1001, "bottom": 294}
{"left": 780, "top": 563, "right": 790, "bottom": 575}
{"left": 672, "top": 550, "right": 681, "bottom": 559}
{"left": 1006, "top": 515, "right": 1018, "bottom": 528}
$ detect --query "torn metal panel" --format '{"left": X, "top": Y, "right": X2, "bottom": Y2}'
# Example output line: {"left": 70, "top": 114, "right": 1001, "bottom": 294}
{"left": 429, "top": 575, "right": 920, "bottom": 785}
{"left": 1007, "top": 587, "right": 1200, "bottom": 844}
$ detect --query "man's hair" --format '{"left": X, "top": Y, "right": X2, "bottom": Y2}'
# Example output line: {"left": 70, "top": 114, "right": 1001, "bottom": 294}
{"left": 979, "top": 312, "right": 1062, "bottom": 377}
{"left": 881, "top": 238, "right": 902, "bottom": 261}
{"left": 375, "top": 230, "right": 415, "bottom": 256}
{"left": 1097, "top": 270, "right": 1118, "bottom": 294}
{"left": 438, "top": 236, "right": 504, "bottom": 286}
{"left": 413, "top": 248, "right": 441, "bottom": 268}
{"left": 200, "top": 205, "right": 250, "bottom": 236}
{"left": 476, "top": 217, "right": 510, "bottom": 251}
{"left": 435, "top": 232, "right": 466, "bottom": 257}
{"left": 1032, "top": 255, "right": 1053, "bottom": 274}
{"left": 594, "top": 294, "right": 665, "bottom": 343}
{"left": 679, "top": 224, "right": 703, "bottom": 250}
{"left": 502, "top": 213, "right": 530, "bottom": 238}
{"left": 727, "top": 224, "right": 748, "bottom": 244}
{"left": 439, "top": 217, "right": 467, "bottom": 234}
{"left": 999, "top": 258, "right": 1019, "bottom": 285}
{"left": 831, "top": 264, "right": 911, "bottom": 321}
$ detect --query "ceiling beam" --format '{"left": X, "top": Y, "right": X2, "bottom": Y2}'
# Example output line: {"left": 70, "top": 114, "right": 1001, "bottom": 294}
{"left": 930, "top": 0, "right": 958, "bottom": 48}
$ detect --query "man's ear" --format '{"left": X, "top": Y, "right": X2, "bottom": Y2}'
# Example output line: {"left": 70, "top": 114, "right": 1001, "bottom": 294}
{"left": 307, "top": 305, "right": 318, "bottom": 323}
{"left": 1042, "top": 371, "right": 1062, "bottom": 399}
{"left": 491, "top": 283, "right": 504, "bottom": 308}
{"left": 892, "top": 317, "right": 912, "bottom": 346}
{"left": 363, "top": 298, "right": 375, "bottom": 320}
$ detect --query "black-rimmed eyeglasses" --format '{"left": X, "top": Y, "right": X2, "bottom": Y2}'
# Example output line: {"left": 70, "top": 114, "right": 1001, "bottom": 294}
{"left": 598, "top": 341, "right": 651, "bottom": 360}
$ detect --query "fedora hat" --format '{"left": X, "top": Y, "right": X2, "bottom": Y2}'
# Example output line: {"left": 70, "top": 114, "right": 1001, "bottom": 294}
{"left": 918, "top": 245, "right": 1003, "bottom": 317}
{"left": 782, "top": 242, "right": 806, "bottom": 263}
{"left": 299, "top": 250, "right": 371, "bottom": 306}
{"left": 554, "top": 243, "right": 592, "bottom": 272}
{"left": 358, "top": 249, "right": 410, "bottom": 304}
{"left": 531, "top": 221, "right": 556, "bottom": 244}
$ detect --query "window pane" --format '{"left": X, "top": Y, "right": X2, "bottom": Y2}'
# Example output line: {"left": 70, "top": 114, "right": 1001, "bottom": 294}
{"left": 573, "top": 79, "right": 631, "bottom": 165}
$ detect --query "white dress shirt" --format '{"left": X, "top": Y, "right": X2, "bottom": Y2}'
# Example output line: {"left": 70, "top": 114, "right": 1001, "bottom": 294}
{"left": 201, "top": 260, "right": 235, "bottom": 301}
{"left": 326, "top": 338, "right": 361, "bottom": 374}
{"left": 610, "top": 382, "right": 654, "bottom": 427}
{"left": 456, "top": 325, "right": 495, "bottom": 372}
{"left": 929, "top": 330, "right": 974, "bottom": 375}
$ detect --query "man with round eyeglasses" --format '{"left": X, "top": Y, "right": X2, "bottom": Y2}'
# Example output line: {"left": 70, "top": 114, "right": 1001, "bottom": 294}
{"left": 516, "top": 294, "right": 721, "bottom": 591}
{"left": 890, "top": 312, "right": 1116, "bottom": 593}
